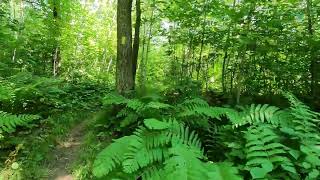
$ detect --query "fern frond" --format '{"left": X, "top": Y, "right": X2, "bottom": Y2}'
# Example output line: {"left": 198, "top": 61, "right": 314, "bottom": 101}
{"left": 144, "top": 102, "right": 172, "bottom": 110}
{"left": 116, "top": 108, "right": 131, "bottom": 118}
{"left": 144, "top": 118, "right": 170, "bottom": 130}
{"left": 93, "top": 136, "right": 135, "bottom": 177}
{"left": 120, "top": 113, "right": 139, "bottom": 128}
{"left": 180, "top": 98, "right": 209, "bottom": 107}
{"left": 0, "top": 83, "right": 14, "bottom": 101}
{"left": 93, "top": 118, "right": 209, "bottom": 179}
{"left": 284, "top": 93, "right": 320, "bottom": 141}
{"left": 164, "top": 144, "right": 208, "bottom": 179}
{"left": 205, "top": 162, "right": 242, "bottom": 180}
{"left": 123, "top": 146, "right": 168, "bottom": 174}
{"left": 231, "top": 104, "right": 284, "bottom": 128}
{"left": 141, "top": 165, "right": 163, "bottom": 180}
{"left": 245, "top": 124, "right": 296, "bottom": 179}
{"left": 0, "top": 111, "right": 39, "bottom": 133}
{"left": 127, "top": 99, "right": 144, "bottom": 111}
{"left": 102, "top": 92, "right": 127, "bottom": 106}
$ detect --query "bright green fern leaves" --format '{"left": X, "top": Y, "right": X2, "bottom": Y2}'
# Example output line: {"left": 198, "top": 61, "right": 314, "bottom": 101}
{"left": 93, "top": 118, "right": 242, "bottom": 180}
{"left": 96, "top": 93, "right": 320, "bottom": 179}
{"left": 93, "top": 135, "right": 135, "bottom": 177}
{"left": 102, "top": 93, "right": 173, "bottom": 130}
{"left": 0, "top": 111, "right": 39, "bottom": 134}
{"left": 245, "top": 124, "right": 296, "bottom": 179}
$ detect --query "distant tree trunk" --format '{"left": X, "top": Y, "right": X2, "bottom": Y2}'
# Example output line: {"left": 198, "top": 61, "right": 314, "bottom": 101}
{"left": 116, "top": 0, "right": 134, "bottom": 94}
{"left": 222, "top": 0, "right": 236, "bottom": 94}
{"left": 52, "top": 1, "right": 60, "bottom": 77}
{"left": 204, "top": 57, "right": 209, "bottom": 91}
{"left": 132, "top": 0, "right": 141, "bottom": 86}
{"left": 186, "top": 33, "right": 193, "bottom": 77}
{"left": 196, "top": 0, "right": 208, "bottom": 81}
{"left": 181, "top": 46, "right": 186, "bottom": 81}
{"left": 139, "top": 23, "right": 147, "bottom": 88}
{"left": 306, "top": 0, "right": 320, "bottom": 102}
{"left": 144, "top": 7, "right": 154, "bottom": 82}
{"left": 196, "top": 38, "right": 204, "bottom": 81}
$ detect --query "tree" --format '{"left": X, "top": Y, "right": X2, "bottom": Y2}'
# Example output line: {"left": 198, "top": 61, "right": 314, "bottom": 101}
{"left": 306, "top": 0, "right": 320, "bottom": 104}
{"left": 51, "top": 0, "right": 61, "bottom": 77}
{"left": 116, "top": 0, "right": 134, "bottom": 94}
{"left": 132, "top": 0, "right": 141, "bottom": 86}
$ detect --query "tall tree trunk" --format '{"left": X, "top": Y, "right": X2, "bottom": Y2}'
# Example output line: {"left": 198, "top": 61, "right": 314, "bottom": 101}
{"left": 306, "top": 0, "right": 320, "bottom": 102}
{"left": 186, "top": 32, "right": 193, "bottom": 77}
{"left": 144, "top": 7, "right": 154, "bottom": 82}
{"left": 181, "top": 46, "right": 186, "bottom": 81}
{"left": 132, "top": 0, "right": 141, "bottom": 86}
{"left": 222, "top": 0, "right": 236, "bottom": 93}
{"left": 196, "top": 0, "right": 208, "bottom": 81}
{"left": 52, "top": 1, "right": 60, "bottom": 77}
{"left": 116, "top": 0, "right": 134, "bottom": 94}
{"left": 139, "top": 23, "right": 147, "bottom": 88}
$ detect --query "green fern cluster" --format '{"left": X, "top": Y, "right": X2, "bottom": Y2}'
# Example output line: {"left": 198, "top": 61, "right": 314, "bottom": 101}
{"left": 206, "top": 93, "right": 320, "bottom": 179}
{"left": 0, "top": 82, "right": 14, "bottom": 102}
{"left": 0, "top": 111, "right": 39, "bottom": 142}
{"left": 102, "top": 93, "right": 172, "bottom": 129}
{"left": 177, "top": 98, "right": 285, "bottom": 128}
{"left": 244, "top": 124, "right": 296, "bottom": 179}
{"left": 96, "top": 92, "right": 320, "bottom": 179}
{"left": 93, "top": 118, "right": 242, "bottom": 179}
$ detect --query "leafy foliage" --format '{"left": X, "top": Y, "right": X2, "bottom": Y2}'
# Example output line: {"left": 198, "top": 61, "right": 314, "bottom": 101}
{"left": 101, "top": 92, "right": 173, "bottom": 131}
{"left": 0, "top": 111, "right": 39, "bottom": 135}
{"left": 95, "top": 93, "right": 320, "bottom": 179}
{"left": 93, "top": 118, "right": 242, "bottom": 179}
{"left": 206, "top": 93, "right": 320, "bottom": 179}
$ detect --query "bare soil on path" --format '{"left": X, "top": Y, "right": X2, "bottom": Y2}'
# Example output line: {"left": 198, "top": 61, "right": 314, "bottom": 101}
{"left": 47, "top": 120, "right": 87, "bottom": 180}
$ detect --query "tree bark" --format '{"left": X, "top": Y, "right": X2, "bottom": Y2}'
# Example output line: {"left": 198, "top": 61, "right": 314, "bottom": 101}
{"left": 306, "top": 0, "right": 320, "bottom": 102}
{"left": 132, "top": 0, "right": 141, "bottom": 86}
{"left": 196, "top": 0, "right": 208, "bottom": 81}
{"left": 116, "top": 0, "right": 134, "bottom": 94}
{"left": 52, "top": 1, "right": 60, "bottom": 77}
{"left": 222, "top": 0, "right": 236, "bottom": 93}
{"left": 144, "top": 7, "right": 154, "bottom": 82}
{"left": 139, "top": 23, "right": 147, "bottom": 88}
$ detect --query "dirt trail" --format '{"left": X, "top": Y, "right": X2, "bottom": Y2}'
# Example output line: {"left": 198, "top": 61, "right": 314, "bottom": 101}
{"left": 47, "top": 121, "right": 87, "bottom": 180}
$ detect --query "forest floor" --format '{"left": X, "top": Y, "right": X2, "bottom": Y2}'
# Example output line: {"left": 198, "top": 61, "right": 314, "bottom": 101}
{"left": 47, "top": 119, "right": 88, "bottom": 180}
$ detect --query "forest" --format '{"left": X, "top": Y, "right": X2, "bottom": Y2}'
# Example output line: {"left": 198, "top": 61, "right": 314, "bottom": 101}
{"left": 0, "top": 0, "right": 320, "bottom": 179}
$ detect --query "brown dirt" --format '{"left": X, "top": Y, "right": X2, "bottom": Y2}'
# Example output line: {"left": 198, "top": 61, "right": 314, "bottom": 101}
{"left": 47, "top": 121, "right": 87, "bottom": 180}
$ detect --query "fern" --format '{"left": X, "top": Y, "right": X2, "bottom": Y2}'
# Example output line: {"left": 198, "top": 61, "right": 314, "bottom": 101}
{"left": 93, "top": 118, "right": 241, "bottom": 179}
{"left": 244, "top": 124, "right": 296, "bottom": 179}
{"left": 102, "top": 92, "right": 173, "bottom": 130}
{"left": 206, "top": 162, "right": 242, "bottom": 180}
{"left": 0, "top": 111, "right": 39, "bottom": 134}
{"left": 102, "top": 92, "right": 128, "bottom": 106}
{"left": 0, "top": 82, "right": 14, "bottom": 102}
{"left": 96, "top": 92, "right": 320, "bottom": 179}
{"left": 231, "top": 104, "right": 285, "bottom": 128}
{"left": 93, "top": 135, "right": 135, "bottom": 177}
{"left": 281, "top": 93, "right": 320, "bottom": 179}
{"left": 144, "top": 101, "right": 172, "bottom": 110}
{"left": 283, "top": 93, "right": 320, "bottom": 141}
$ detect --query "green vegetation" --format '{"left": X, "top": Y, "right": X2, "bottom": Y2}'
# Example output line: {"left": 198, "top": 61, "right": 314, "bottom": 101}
{"left": 0, "top": 0, "right": 319, "bottom": 179}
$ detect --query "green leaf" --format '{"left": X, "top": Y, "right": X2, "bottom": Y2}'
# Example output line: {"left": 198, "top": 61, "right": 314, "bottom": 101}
{"left": 144, "top": 118, "right": 169, "bottom": 130}
{"left": 307, "top": 169, "right": 320, "bottom": 179}
{"left": 281, "top": 164, "right": 297, "bottom": 174}
{"left": 288, "top": 149, "right": 300, "bottom": 160}
{"left": 261, "top": 161, "right": 273, "bottom": 172}
{"left": 250, "top": 167, "right": 269, "bottom": 179}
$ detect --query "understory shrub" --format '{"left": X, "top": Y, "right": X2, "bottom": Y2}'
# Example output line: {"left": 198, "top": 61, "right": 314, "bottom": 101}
{"left": 93, "top": 92, "right": 320, "bottom": 179}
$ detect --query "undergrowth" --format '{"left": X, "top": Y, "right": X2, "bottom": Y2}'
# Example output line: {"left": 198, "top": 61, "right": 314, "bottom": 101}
{"left": 92, "top": 92, "right": 320, "bottom": 179}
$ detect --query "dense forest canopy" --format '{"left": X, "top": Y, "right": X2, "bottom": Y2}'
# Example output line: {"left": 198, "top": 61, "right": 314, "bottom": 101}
{"left": 0, "top": 0, "right": 320, "bottom": 179}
